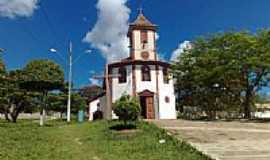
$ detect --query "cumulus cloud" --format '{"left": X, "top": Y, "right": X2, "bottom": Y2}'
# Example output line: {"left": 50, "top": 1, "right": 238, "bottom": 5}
{"left": 170, "top": 41, "right": 192, "bottom": 61}
{"left": 83, "top": 0, "right": 130, "bottom": 63}
{"left": 89, "top": 78, "right": 101, "bottom": 86}
{"left": 0, "top": 0, "right": 39, "bottom": 18}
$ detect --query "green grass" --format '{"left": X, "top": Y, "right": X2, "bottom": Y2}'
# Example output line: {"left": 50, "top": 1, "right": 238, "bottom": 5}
{"left": 0, "top": 120, "right": 210, "bottom": 160}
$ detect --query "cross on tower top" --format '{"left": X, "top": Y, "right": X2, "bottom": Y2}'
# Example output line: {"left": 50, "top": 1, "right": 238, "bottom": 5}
{"left": 138, "top": 7, "right": 143, "bottom": 15}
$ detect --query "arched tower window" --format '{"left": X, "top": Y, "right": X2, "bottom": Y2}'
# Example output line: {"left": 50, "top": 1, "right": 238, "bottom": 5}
{"left": 118, "top": 67, "right": 127, "bottom": 83}
{"left": 141, "top": 30, "right": 148, "bottom": 45}
{"left": 142, "top": 65, "right": 151, "bottom": 81}
{"left": 163, "top": 67, "right": 169, "bottom": 84}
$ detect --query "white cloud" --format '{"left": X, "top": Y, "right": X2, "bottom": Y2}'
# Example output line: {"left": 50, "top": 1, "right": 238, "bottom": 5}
{"left": 89, "top": 78, "right": 101, "bottom": 86}
{"left": 83, "top": 0, "right": 130, "bottom": 63}
{"left": 0, "top": 0, "right": 39, "bottom": 19}
{"left": 155, "top": 33, "right": 159, "bottom": 40}
{"left": 170, "top": 41, "right": 192, "bottom": 61}
{"left": 158, "top": 52, "right": 166, "bottom": 62}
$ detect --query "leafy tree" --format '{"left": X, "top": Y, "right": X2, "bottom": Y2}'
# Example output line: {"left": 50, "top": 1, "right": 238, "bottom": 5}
{"left": 238, "top": 30, "right": 270, "bottom": 118}
{"left": 48, "top": 93, "right": 67, "bottom": 120}
{"left": 173, "top": 32, "right": 244, "bottom": 119}
{"left": 0, "top": 57, "right": 7, "bottom": 119}
{"left": 113, "top": 95, "right": 141, "bottom": 125}
{"left": 173, "top": 30, "right": 270, "bottom": 119}
{"left": 21, "top": 60, "right": 64, "bottom": 126}
{"left": 0, "top": 70, "right": 38, "bottom": 122}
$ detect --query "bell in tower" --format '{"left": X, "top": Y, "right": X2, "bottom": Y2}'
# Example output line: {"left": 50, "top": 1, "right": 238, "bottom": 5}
{"left": 127, "top": 10, "right": 158, "bottom": 61}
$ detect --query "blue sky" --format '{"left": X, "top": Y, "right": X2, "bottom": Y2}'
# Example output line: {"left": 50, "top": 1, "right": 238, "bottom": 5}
{"left": 1, "top": 0, "right": 270, "bottom": 88}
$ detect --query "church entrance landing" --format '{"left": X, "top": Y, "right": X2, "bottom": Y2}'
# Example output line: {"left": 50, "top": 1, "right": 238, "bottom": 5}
{"left": 139, "top": 90, "right": 155, "bottom": 119}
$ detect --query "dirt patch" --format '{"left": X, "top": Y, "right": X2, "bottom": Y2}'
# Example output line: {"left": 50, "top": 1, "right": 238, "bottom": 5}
{"left": 152, "top": 120, "right": 270, "bottom": 160}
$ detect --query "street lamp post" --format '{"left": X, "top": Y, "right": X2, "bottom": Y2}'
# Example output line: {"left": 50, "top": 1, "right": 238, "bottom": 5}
{"left": 50, "top": 42, "right": 73, "bottom": 122}
{"left": 50, "top": 43, "right": 91, "bottom": 123}
{"left": 67, "top": 41, "right": 72, "bottom": 123}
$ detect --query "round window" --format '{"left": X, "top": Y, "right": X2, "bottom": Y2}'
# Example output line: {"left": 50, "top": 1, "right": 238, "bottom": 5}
{"left": 141, "top": 51, "right": 149, "bottom": 60}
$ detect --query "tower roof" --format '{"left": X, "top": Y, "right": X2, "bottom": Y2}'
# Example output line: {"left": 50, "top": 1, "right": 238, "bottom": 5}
{"left": 131, "top": 12, "right": 156, "bottom": 27}
{"left": 128, "top": 11, "right": 157, "bottom": 33}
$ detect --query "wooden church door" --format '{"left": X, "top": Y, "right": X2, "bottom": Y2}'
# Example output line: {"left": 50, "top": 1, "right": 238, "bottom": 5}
{"left": 146, "top": 97, "right": 154, "bottom": 119}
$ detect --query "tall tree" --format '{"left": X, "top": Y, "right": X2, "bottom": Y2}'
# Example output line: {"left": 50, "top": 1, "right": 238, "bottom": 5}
{"left": 1, "top": 70, "right": 37, "bottom": 122}
{"left": 0, "top": 57, "right": 8, "bottom": 120}
{"left": 21, "top": 60, "right": 64, "bottom": 126}
{"left": 239, "top": 30, "right": 270, "bottom": 118}
{"left": 173, "top": 30, "right": 270, "bottom": 119}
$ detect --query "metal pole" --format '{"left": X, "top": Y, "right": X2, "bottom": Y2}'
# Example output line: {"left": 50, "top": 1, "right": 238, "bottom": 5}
{"left": 67, "top": 41, "right": 72, "bottom": 123}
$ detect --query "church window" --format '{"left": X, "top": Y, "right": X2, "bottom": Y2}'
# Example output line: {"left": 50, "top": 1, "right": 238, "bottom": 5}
{"left": 163, "top": 67, "right": 169, "bottom": 84}
{"left": 165, "top": 96, "right": 170, "bottom": 103}
{"left": 141, "top": 30, "right": 148, "bottom": 45}
{"left": 118, "top": 67, "right": 127, "bottom": 83}
{"left": 142, "top": 65, "right": 151, "bottom": 81}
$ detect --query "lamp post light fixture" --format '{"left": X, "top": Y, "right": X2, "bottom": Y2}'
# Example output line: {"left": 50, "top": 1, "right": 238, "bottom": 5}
{"left": 49, "top": 48, "right": 57, "bottom": 53}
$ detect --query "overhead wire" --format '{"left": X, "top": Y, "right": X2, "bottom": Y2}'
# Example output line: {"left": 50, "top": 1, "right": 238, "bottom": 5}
{"left": 39, "top": 1, "right": 66, "bottom": 49}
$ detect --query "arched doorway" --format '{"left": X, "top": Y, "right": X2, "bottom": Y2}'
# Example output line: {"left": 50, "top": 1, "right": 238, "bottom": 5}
{"left": 138, "top": 90, "right": 155, "bottom": 119}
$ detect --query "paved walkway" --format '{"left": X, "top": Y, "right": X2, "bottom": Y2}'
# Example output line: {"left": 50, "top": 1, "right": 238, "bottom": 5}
{"left": 152, "top": 120, "right": 270, "bottom": 160}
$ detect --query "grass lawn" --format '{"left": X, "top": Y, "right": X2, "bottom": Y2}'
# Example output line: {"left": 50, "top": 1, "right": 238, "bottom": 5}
{"left": 0, "top": 120, "right": 210, "bottom": 160}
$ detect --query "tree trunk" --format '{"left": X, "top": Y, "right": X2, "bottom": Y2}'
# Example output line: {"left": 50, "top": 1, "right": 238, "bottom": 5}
{"left": 4, "top": 110, "right": 10, "bottom": 122}
{"left": 11, "top": 109, "right": 21, "bottom": 123}
{"left": 39, "top": 107, "right": 45, "bottom": 126}
{"left": 244, "top": 89, "right": 252, "bottom": 119}
{"left": 10, "top": 104, "right": 23, "bottom": 123}
{"left": 60, "top": 112, "right": 63, "bottom": 120}
{"left": 39, "top": 92, "right": 47, "bottom": 126}
{"left": 11, "top": 113, "right": 17, "bottom": 123}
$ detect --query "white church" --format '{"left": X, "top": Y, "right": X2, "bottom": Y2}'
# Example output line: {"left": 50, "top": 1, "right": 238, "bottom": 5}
{"left": 89, "top": 11, "right": 176, "bottom": 120}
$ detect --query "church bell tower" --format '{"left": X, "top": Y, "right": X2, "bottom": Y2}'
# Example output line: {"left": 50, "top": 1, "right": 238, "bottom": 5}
{"left": 128, "top": 10, "right": 158, "bottom": 61}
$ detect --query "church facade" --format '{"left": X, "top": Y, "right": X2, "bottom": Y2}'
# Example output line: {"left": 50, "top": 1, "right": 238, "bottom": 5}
{"left": 89, "top": 12, "right": 176, "bottom": 120}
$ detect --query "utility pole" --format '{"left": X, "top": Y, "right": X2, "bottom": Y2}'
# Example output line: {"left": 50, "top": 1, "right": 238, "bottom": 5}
{"left": 105, "top": 64, "right": 111, "bottom": 120}
{"left": 93, "top": 65, "right": 120, "bottom": 120}
{"left": 67, "top": 41, "right": 72, "bottom": 123}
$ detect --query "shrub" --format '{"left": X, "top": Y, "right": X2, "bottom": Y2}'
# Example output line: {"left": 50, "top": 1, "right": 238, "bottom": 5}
{"left": 113, "top": 95, "right": 141, "bottom": 125}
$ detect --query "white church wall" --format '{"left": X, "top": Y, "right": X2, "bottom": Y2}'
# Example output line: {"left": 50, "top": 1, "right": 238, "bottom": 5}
{"left": 158, "top": 67, "right": 177, "bottom": 119}
{"left": 89, "top": 99, "right": 100, "bottom": 121}
{"left": 111, "top": 65, "right": 133, "bottom": 102}
{"left": 135, "top": 65, "right": 157, "bottom": 93}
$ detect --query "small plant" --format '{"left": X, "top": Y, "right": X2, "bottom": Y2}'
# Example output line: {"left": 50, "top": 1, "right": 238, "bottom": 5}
{"left": 113, "top": 95, "right": 141, "bottom": 126}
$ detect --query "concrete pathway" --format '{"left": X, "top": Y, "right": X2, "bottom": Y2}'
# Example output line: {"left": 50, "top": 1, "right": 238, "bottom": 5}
{"left": 152, "top": 120, "right": 270, "bottom": 160}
